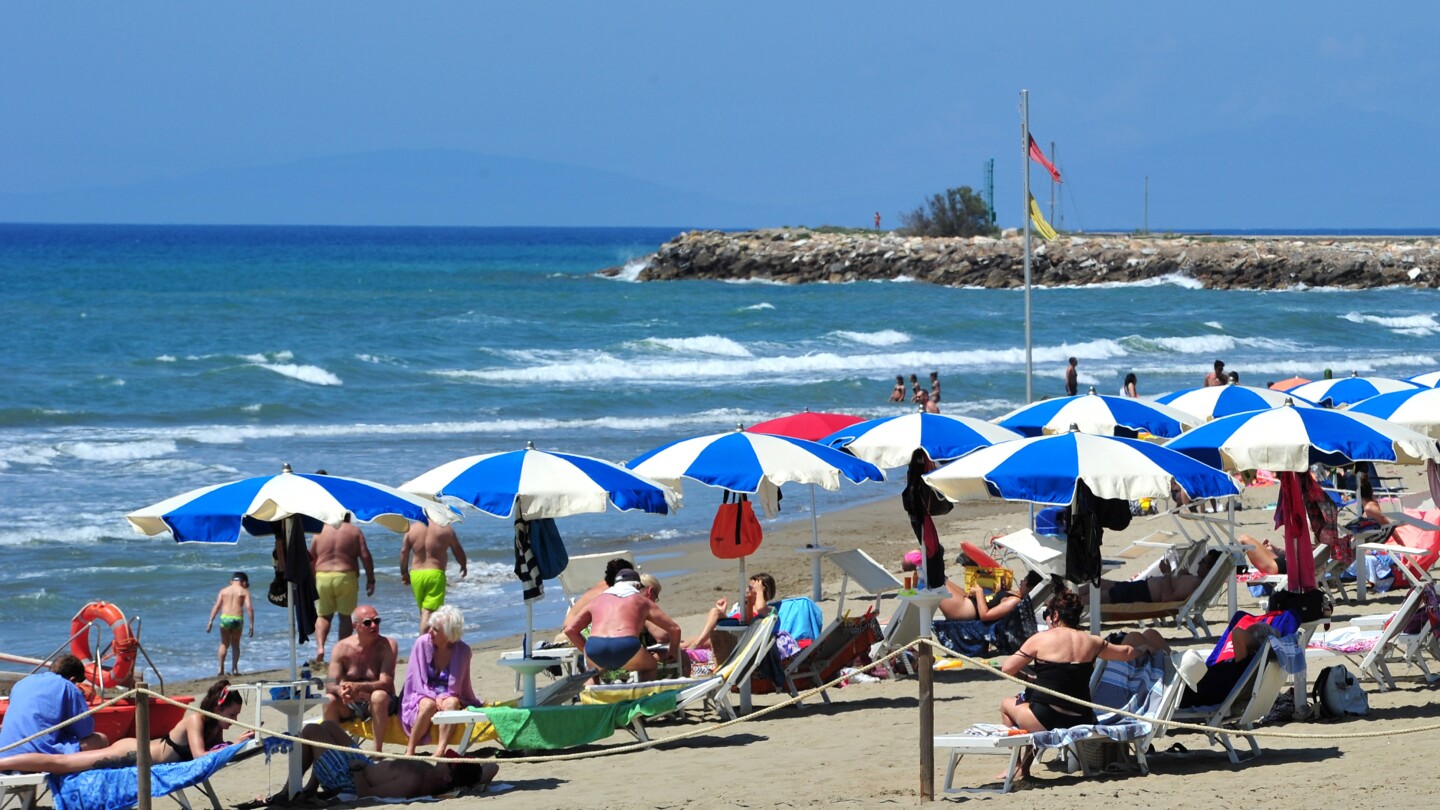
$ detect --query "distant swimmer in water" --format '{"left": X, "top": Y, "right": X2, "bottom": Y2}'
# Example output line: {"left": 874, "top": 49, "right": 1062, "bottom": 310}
{"left": 890, "top": 375, "right": 906, "bottom": 402}
{"left": 1205, "top": 359, "right": 1226, "bottom": 387}
{"left": 1064, "top": 357, "right": 1079, "bottom": 397}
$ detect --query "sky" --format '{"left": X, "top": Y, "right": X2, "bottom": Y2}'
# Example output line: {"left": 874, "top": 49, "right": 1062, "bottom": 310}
{"left": 2, "top": 3, "right": 1438, "bottom": 230}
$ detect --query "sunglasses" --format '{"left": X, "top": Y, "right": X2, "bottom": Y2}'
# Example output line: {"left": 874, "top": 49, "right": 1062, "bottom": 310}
{"left": 359, "top": 617, "right": 383, "bottom": 627}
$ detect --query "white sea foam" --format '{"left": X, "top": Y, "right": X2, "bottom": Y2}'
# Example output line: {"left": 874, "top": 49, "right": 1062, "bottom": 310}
{"left": 241, "top": 404, "right": 263, "bottom": 413}
{"left": 721, "top": 277, "right": 791, "bottom": 286}
{"left": 634, "top": 336, "right": 754, "bottom": 357}
{"left": 741, "top": 302, "right": 775, "bottom": 311}
{"left": 242, "top": 350, "right": 294, "bottom": 364}
{"left": 432, "top": 339, "right": 1130, "bottom": 386}
{"left": 156, "top": 355, "right": 176, "bottom": 362}
{"left": 1203, "top": 321, "right": 1224, "bottom": 330}
{"left": 255, "top": 363, "right": 343, "bottom": 386}
{"left": 60, "top": 439, "right": 177, "bottom": 462}
{"left": 607, "top": 259, "right": 648, "bottom": 283}
{"left": 890, "top": 275, "right": 915, "bottom": 283}
{"left": 829, "top": 330, "right": 910, "bottom": 347}
{"left": 1045, "top": 273, "right": 1205, "bottom": 290}
{"left": 1342, "top": 311, "right": 1440, "bottom": 335}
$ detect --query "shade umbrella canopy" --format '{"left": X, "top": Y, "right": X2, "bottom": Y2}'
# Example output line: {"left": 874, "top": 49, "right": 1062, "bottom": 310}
{"left": 1269, "top": 376, "right": 1311, "bottom": 391}
{"left": 1348, "top": 388, "right": 1440, "bottom": 439}
{"left": 126, "top": 467, "right": 458, "bottom": 543}
{"left": 747, "top": 410, "right": 864, "bottom": 442}
{"left": 925, "top": 431, "right": 1239, "bottom": 506}
{"left": 627, "top": 429, "right": 884, "bottom": 493}
{"left": 1154, "top": 383, "right": 1317, "bottom": 421}
{"left": 1408, "top": 370, "right": 1440, "bottom": 388}
{"left": 994, "top": 391, "right": 1198, "bottom": 439}
{"left": 400, "top": 446, "right": 679, "bottom": 519}
{"left": 1164, "top": 404, "right": 1440, "bottom": 472}
{"left": 819, "top": 412, "right": 1023, "bottom": 469}
{"left": 1285, "top": 374, "right": 1421, "bottom": 408}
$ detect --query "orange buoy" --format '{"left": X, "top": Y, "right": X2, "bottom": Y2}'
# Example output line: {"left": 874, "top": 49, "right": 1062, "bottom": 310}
{"left": 70, "top": 601, "right": 137, "bottom": 689}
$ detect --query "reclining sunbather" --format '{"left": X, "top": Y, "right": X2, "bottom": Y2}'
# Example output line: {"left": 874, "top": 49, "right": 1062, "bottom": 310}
{"left": 1088, "top": 550, "right": 1224, "bottom": 604}
{"left": 281, "top": 720, "right": 498, "bottom": 801}
{"left": 997, "top": 590, "right": 1157, "bottom": 782}
{"left": 1180, "top": 623, "right": 1274, "bottom": 708}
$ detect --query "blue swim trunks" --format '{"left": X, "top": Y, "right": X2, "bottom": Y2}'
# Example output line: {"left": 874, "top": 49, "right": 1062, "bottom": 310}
{"left": 585, "top": 636, "right": 642, "bottom": 670}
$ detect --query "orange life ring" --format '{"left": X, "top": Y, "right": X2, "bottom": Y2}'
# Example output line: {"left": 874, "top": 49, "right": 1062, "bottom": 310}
{"left": 70, "top": 601, "right": 137, "bottom": 689}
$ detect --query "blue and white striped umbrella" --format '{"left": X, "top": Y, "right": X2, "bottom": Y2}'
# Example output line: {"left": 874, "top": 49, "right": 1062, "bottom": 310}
{"left": 818, "top": 412, "right": 1022, "bottom": 469}
{"left": 1284, "top": 374, "right": 1421, "bottom": 408}
{"left": 1408, "top": 370, "right": 1440, "bottom": 388}
{"left": 627, "top": 429, "right": 884, "bottom": 493}
{"left": 925, "top": 431, "right": 1239, "bottom": 506}
{"left": 1349, "top": 387, "right": 1440, "bottom": 440}
{"left": 400, "top": 445, "right": 679, "bottom": 519}
{"left": 994, "top": 390, "right": 1198, "bottom": 438}
{"left": 126, "top": 465, "right": 458, "bottom": 544}
{"left": 1164, "top": 403, "right": 1440, "bottom": 472}
{"left": 1154, "top": 383, "right": 1317, "bottom": 422}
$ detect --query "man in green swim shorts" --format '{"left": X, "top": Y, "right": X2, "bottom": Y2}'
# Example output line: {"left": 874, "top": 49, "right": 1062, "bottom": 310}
{"left": 206, "top": 572, "right": 254, "bottom": 676}
{"left": 400, "top": 521, "right": 468, "bottom": 633}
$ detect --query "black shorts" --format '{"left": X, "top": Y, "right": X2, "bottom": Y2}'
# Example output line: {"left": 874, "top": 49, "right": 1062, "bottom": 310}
{"left": 1275, "top": 556, "right": 1288, "bottom": 575}
{"left": 1108, "top": 580, "right": 1152, "bottom": 604}
{"left": 1027, "top": 699, "right": 1097, "bottom": 731}
{"left": 345, "top": 692, "right": 400, "bottom": 721}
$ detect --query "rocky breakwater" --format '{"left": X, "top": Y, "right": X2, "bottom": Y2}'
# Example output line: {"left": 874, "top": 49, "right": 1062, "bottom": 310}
{"left": 603, "top": 229, "right": 1440, "bottom": 290}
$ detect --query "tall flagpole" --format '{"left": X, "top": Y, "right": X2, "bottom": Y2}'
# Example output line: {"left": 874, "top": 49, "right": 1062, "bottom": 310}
{"left": 1021, "top": 90, "right": 1033, "bottom": 404}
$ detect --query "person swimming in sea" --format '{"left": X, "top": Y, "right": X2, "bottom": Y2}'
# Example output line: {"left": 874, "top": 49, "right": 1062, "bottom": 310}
{"left": 206, "top": 572, "right": 254, "bottom": 676}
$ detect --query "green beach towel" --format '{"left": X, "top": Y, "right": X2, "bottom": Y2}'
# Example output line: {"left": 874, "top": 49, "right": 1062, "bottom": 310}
{"left": 482, "top": 690, "right": 679, "bottom": 749}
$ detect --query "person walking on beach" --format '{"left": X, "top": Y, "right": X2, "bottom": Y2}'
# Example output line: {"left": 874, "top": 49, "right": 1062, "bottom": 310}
{"left": 1120, "top": 372, "right": 1138, "bottom": 398}
{"left": 563, "top": 568, "right": 680, "bottom": 681}
{"left": 401, "top": 520, "right": 468, "bottom": 634}
{"left": 889, "top": 375, "right": 906, "bottom": 402}
{"left": 311, "top": 513, "right": 375, "bottom": 664}
{"left": 206, "top": 572, "right": 254, "bottom": 676}
{"left": 323, "top": 605, "right": 399, "bottom": 752}
{"left": 1064, "top": 357, "right": 1079, "bottom": 397}
{"left": 1205, "top": 359, "right": 1226, "bottom": 387}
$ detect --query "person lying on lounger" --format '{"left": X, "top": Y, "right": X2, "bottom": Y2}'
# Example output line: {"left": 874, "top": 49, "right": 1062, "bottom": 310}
{"left": 1179, "top": 623, "right": 1275, "bottom": 708}
{"left": 937, "top": 570, "right": 1044, "bottom": 623}
{"left": 278, "top": 720, "right": 498, "bottom": 801}
{"left": 1088, "top": 550, "right": 1225, "bottom": 605}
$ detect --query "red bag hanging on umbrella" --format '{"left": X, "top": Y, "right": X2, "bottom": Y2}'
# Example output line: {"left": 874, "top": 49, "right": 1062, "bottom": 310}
{"left": 711, "top": 491, "right": 763, "bottom": 559}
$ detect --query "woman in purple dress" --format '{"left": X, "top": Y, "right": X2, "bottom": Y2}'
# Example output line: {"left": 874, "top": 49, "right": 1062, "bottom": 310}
{"left": 401, "top": 604, "right": 482, "bottom": 757}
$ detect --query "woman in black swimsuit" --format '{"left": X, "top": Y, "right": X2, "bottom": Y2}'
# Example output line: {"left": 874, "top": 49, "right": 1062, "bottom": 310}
{"left": 997, "top": 590, "right": 1153, "bottom": 782}
{"left": 154, "top": 679, "right": 250, "bottom": 763}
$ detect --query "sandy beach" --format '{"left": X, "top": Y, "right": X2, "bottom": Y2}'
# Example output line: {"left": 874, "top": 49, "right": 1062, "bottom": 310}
{"left": 124, "top": 461, "right": 1438, "bottom": 809}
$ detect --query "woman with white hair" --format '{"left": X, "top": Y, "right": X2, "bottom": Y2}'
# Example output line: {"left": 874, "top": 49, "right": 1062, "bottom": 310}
{"left": 401, "top": 604, "right": 482, "bottom": 757}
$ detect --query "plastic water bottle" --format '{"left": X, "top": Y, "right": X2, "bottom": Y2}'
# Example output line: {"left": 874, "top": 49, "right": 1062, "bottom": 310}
{"left": 300, "top": 667, "right": 312, "bottom": 698}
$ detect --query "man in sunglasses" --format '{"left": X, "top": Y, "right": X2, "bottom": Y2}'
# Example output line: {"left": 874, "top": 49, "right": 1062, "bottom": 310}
{"left": 322, "top": 605, "right": 399, "bottom": 752}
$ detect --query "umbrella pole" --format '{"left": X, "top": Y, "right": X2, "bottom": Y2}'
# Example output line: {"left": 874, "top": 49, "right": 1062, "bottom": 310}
{"left": 524, "top": 602, "right": 534, "bottom": 659}
{"left": 284, "top": 516, "right": 304, "bottom": 799}
{"left": 808, "top": 484, "right": 824, "bottom": 602}
{"left": 1226, "top": 497, "right": 1238, "bottom": 616}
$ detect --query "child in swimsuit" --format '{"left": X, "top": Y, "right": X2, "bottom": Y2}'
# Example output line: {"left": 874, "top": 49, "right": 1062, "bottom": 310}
{"left": 206, "top": 572, "right": 254, "bottom": 676}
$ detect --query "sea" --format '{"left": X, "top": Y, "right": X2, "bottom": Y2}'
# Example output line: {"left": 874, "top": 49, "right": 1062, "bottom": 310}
{"left": 1, "top": 223, "right": 1437, "bottom": 681}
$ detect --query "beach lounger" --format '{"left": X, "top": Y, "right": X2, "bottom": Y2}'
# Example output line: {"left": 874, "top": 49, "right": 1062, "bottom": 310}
{"left": 42, "top": 741, "right": 246, "bottom": 810}
{"left": 429, "top": 668, "right": 601, "bottom": 753}
{"left": 580, "top": 613, "right": 779, "bottom": 742}
{"left": 1091, "top": 547, "right": 1231, "bottom": 639}
{"left": 0, "top": 774, "right": 44, "bottom": 810}
{"left": 557, "top": 550, "right": 631, "bottom": 605}
{"left": 935, "top": 652, "right": 1180, "bottom": 794}
{"left": 1355, "top": 584, "right": 1440, "bottom": 691}
{"left": 825, "top": 549, "right": 904, "bottom": 619}
{"left": 1171, "top": 642, "right": 1287, "bottom": 763}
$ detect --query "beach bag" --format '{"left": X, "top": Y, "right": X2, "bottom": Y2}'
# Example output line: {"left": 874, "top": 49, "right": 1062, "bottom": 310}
{"left": 1267, "top": 587, "right": 1332, "bottom": 623}
{"left": 710, "top": 491, "right": 763, "bottom": 559}
{"left": 266, "top": 572, "right": 288, "bottom": 608}
{"left": 1311, "top": 665, "right": 1369, "bottom": 718}
{"left": 527, "top": 518, "right": 569, "bottom": 580}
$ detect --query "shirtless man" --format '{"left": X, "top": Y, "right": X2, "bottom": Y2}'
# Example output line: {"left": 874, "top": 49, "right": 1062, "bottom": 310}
{"left": 1064, "top": 357, "right": 1079, "bottom": 397}
{"left": 562, "top": 557, "right": 636, "bottom": 630}
{"left": 284, "top": 720, "right": 498, "bottom": 800}
{"left": 1091, "top": 550, "right": 1225, "bottom": 604}
{"left": 1205, "top": 359, "right": 1227, "bottom": 387}
{"left": 563, "top": 569, "right": 681, "bottom": 680}
{"left": 400, "top": 521, "right": 468, "bottom": 633}
{"left": 311, "top": 514, "right": 375, "bottom": 663}
{"left": 205, "top": 572, "right": 255, "bottom": 676}
{"left": 322, "top": 605, "right": 398, "bottom": 752}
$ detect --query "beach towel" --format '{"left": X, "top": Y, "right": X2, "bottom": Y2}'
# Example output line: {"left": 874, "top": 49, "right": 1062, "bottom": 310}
{"left": 775, "top": 598, "right": 824, "bottom": 644}
{"left": 1031, "top": 652, "right": 1165, "bottom": 750}
{"left": 483, "top": 691, "right": 677, "bottom": 749}
{"left": 933, "top": 595, "right": 1036, "bottom": 658}
{"left": 47, "top": 741, "right": 245, "bottom": 810}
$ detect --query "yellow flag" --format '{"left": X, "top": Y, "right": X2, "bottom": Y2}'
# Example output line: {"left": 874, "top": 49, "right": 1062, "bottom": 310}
{"left": 1029, "top": 194, "right": 1058, "bottom": 241}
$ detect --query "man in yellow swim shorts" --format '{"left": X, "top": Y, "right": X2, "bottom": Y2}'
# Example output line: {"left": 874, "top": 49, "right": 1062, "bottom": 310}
{"left": 400, "top": 521, "right": 468, "bottom": 633}
{"left": 311, "top": 514, "right": 375, "bottom": 663}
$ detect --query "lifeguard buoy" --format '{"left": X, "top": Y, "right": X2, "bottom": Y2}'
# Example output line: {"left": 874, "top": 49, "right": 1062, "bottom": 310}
{"left": 70, "top": 602, "right": 137, "bottom": 689}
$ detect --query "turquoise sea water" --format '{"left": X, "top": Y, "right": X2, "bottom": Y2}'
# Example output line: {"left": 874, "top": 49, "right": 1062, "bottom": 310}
{"left": 1, "top": 223, "right": 1437, "bottom": 679}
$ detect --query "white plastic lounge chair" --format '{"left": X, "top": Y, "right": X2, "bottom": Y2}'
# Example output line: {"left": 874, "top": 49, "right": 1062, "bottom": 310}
{"left": 1091, "top": 548, "right": 1231, "bottom": 639}
{"left": 557, "top": 550, "right": 632, "bottom": 605}
{"left": 580, "top": 613, "right": 779, "bottom": 742}
{"left": 1354, "top": 585, "right": 1440, "bottom": 691}
{"left": 935, "top": 654, "right": 1181, "bottom": 794}
{"left": 429, "top": 667, "right": 601, "bottom": 753}
{"left": 0, "top": 774, "right": 44, "bottom": 810}
{"left": 825, "top": 548, "right": 904, "bottom": 619}
{"left": 1171, "top": 642, "right": 1287, "bottom": 763}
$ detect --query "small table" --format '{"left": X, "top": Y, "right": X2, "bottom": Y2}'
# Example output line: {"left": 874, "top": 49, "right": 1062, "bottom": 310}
{"left": 498, "top": 658, "right": 555, "bottom": 708}
{"left": 498, "top": 647, "right": 582, "bottom": 692}
{"left": 1358, "top": 542, "right": 1434, "bottom": 590}
{"left": 256, "top": 682, "right": 324, "bottom": 799}
{"left": 795, "top": 544, "right": 836, "bottom": 603}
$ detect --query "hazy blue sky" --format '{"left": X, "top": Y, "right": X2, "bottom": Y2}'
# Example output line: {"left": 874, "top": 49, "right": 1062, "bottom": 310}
{"left": 3, "top": 3, "right": 1437, "bottom": 229}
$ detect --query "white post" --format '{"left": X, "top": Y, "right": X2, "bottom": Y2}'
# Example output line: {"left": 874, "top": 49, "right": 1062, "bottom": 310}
{"left": 809, "top": 485, "right": 823, "bottom": 601}
{"left": 1021, "top": 89, "right": 1033, "bottom": 405}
